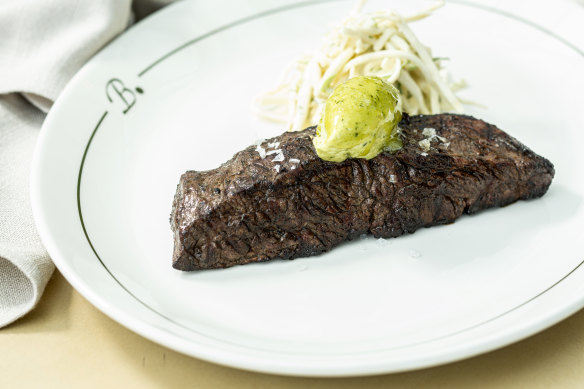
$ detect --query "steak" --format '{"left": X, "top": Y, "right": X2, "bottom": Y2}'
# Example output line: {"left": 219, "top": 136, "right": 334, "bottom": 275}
{"left": 171, "top": 114, "right": 554, "bottom": 270}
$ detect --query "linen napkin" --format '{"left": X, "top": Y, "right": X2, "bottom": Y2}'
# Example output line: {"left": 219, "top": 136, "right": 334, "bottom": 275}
{"left": 0, "top": 0, "right": 173, "bottom": 328}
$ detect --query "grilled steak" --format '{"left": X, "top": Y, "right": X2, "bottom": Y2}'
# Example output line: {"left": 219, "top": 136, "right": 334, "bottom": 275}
{"left": 171, "top": 114, "right": 554, "bottom": 270}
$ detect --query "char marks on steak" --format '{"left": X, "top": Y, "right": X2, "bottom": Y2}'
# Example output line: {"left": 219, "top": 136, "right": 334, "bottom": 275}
{"left": 171, "top": 114, "right": 554, "bottom": 270}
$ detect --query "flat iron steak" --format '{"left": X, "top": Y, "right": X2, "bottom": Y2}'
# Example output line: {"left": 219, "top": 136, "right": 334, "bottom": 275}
{"left": 171, "top": 114, "right": 554, "bottom": 271}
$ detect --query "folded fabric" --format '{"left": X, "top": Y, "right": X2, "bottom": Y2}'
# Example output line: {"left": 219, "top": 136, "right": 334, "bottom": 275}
{"left": 0, "top": 95, "right": 50, "bottom": 327}
{"left": 0, "top": 0, "right": 172, "bottom": 328}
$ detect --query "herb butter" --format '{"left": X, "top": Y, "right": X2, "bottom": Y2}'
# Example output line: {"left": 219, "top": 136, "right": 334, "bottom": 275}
{"left": 312, "top": 76, "right": 402, "bottom": 162}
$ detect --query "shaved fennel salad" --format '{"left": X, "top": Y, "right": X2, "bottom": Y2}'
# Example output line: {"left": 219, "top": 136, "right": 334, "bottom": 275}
{"left": 252, "top": 0, "right": 465, "bottom": 132}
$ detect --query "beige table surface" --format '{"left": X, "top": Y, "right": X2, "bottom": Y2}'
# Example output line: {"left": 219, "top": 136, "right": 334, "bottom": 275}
{"left": 3, "top": 271, "right": 584, "bottom": 388}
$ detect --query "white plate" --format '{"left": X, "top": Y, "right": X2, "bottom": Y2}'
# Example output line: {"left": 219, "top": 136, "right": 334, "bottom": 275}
{"left": 31, "top": 0, "right": 584, "bottom": 376}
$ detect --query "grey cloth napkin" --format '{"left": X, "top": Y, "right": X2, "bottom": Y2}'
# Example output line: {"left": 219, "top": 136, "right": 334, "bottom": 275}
{"left": 0, "top": 0, "right": 173, "bottom": 328}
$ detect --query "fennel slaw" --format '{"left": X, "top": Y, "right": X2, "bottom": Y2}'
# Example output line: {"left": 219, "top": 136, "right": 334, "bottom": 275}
{"left": 253, "top": 0, "right": 464, "bottom": 132}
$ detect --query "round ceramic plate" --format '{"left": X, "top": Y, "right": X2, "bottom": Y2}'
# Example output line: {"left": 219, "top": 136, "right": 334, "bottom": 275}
{"left": 31, "top": 0, "right": 584, "bottom": 377}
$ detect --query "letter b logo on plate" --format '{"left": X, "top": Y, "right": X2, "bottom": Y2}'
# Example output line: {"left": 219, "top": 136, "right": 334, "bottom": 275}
{"left": 106, "top": 78, "right": 144, "bottom": 114}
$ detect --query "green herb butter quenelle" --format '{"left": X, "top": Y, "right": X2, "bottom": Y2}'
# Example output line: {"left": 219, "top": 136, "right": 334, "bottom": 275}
{"left": 312, "top": 76, "right": 403, "bottom": 162}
